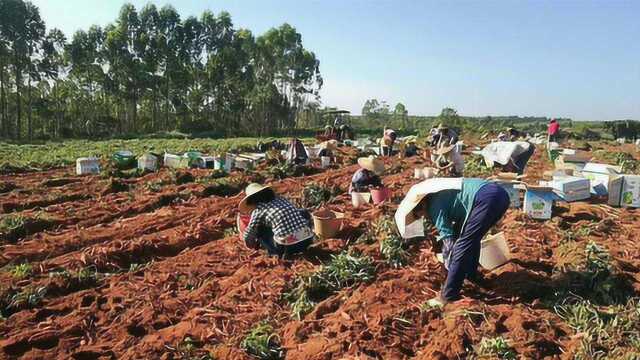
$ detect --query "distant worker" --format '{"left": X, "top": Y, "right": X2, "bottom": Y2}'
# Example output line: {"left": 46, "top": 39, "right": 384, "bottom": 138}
{"left": 239, "top": 183, "right": 315, "bottom": 256}
{"left": 476, "top": 141, "right": 536, "bottom": 175}
{"left": 318, "top": 140, "right": 338, "bottom": 159}
{"left": 431, "top": 124, "right": 459, "bottom": 149}
{"left": 433, "top": 144, "right": 464, "bottom": 177}
{"left": 395, "top": 177, "right": 510, "bottom": 306}
{"left": 285, "top": 138, "right": 308, "bottom": 165}
{"left": 548, "top": 119, "right": 560, "bottom": 143}
{"left": 381, "top": 127, "right": 397, "bottom": 156}
{"left": 323, "top": 125, "right": 336, "bottom": 139}
{"left": 334, "top": 116, "right": 343, "bottom": 128}
{"left": 350, "top": 155, "right": 384, "bottom": 193}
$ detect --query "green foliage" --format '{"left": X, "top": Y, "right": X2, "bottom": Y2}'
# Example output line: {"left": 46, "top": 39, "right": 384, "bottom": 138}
{"left": 380, "top": 233, "right": 409, "bottom": 268}
{"left": 168, "top": 336, "right": 215, "bottom": 360}
{"left": 475, "top": 336, "right": 517, "bottom": 360}
{"left": 240, "top": 322, "right": 283, "bottom": 360}
{"left": 286, "top": 252, "right": 376, "bottom": 319}
{"left": 464, "top": 155, "right": 493, "bottom": 178}
{"left": 299, "top": 184, "right": 335, "bottom": 208}
{"left": 0, "top": 214, "right": 27, "bottom": 235}
{"left": 7, "top": 286, "right": 47, "bottom": 311}
{"left": 555, "top": 298, "right": 640, "bottom": 359}
{"left": 9, "top": 263, "right": 33, "bottom": 279}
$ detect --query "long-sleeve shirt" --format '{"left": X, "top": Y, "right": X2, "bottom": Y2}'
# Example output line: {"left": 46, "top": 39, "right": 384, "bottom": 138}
{"left": 426, "top": 178, "right": 488, "bottom": 241}
{"left": 351, "top": 169, "right": 382, "bottom": 193}
{"left": 242, "top": 197, "right": 311, "bottom": 247}
{"left": 548, "top": 122, "right": 560, "bottom": 135}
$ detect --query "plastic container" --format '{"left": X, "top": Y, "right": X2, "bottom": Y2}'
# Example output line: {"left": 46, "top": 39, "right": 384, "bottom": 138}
{"left": 237, "top": 214, "right": 251, "bottom": 240}
{"left": 137, "top": 153, "right": 158, "bottom": 171}
{"left": 479, "top": 232, "right": 511, "bottom": 270}
{"left": 192, "top": 156, "right": 216, "bottom": 169}
{"left": 351, "top": 192, "right": 371, "bottom": 208}
{"left": 320, "top": 156, "right": 331, "bottom": 168}
{"left": 76, "top": 157, "right": 100, "bottom": 175}
{"left": 112, "top": 150, "right": 136, "bottom": 169}
{"left": 213, "top": 156, "right": 225, "bottom": 170}
{"left": 224, "top": 154, "right": 236, "bottom": 172}
{"left": 306, "top": 147, "right": 320, "bottom": 159}
{"left": 370, "top": 187, "right": 391, "bottom": 204}
{"left": 164, "top": 153, "right": 186, "bottom": 169}
{"left": 312, "top": 209, "right": 344, "bottom": 239}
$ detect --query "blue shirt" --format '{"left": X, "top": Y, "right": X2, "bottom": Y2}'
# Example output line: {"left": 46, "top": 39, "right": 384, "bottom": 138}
{"left": 426, "top": 178, "right": 489, "bottom": 241}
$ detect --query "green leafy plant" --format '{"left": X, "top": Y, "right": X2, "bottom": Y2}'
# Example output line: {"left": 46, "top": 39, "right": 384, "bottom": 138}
{"left": 286, "top": 252, "right": 376, "bottom": 319}
{"left": 475, "top": 336, "right": 517, "bottom": 360}
{"left": 555, "top": 297, "right": 640, "bottom": 359}
{"left": 300, "top": 184, "right": 333, "bottom": 208}
{"left": 464, "top": 154, "right": 493, "bottom": 178}
{"left": 7, "top": 286, "right": 47, "bottom": 311}
{"left": 240, "top": 321, "right": 283, "bottom": 360}
{"left": 166, "top": 336, "right": 214, "bottom": 360}
{"left": 9, "top": 263, "right": 33, "bottom": 279}
{"left": 380, "top": 233, "right": 408, "bottom": 268}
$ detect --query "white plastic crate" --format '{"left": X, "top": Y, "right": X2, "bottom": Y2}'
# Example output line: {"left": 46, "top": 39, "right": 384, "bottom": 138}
{"left": 76, "top": 157, "right": 100, "bottom": 175}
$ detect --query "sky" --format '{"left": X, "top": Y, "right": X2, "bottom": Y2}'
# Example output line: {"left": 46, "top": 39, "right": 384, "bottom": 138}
{"left": 31, "top": 0, "right": 640, "bottom": 120}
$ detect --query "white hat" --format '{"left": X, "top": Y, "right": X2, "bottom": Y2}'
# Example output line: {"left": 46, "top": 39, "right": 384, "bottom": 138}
{"left": 238, "top": 183, "right": 272, "bottom": 214}
{"left": 357, "top": 155, "right": 385, "bottom": 175}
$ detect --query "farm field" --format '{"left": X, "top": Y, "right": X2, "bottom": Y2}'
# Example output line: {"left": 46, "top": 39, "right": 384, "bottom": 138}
{"left": 1, "top": 139, "right": 640, "bottom": 360}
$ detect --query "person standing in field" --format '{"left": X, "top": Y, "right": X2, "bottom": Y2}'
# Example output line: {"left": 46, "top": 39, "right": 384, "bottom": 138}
{"left": 382, "top": 127, "right": 397, "bottom": 156}
{"left": 239, "top": 183, "right": 315, "bottom": 257}
{"left": 395, "top": 178, "right": 510, "bottom": 306}
{"left": 548, "top": 119, "right": 560, "bottom": 142}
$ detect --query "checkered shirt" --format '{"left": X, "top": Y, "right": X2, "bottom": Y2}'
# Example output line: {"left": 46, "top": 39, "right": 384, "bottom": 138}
{"left": 243, "top": 197, "right": 310, "bottom": 246}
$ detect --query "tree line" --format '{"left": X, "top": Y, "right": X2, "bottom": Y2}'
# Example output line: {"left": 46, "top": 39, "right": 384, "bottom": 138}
{"left": 0, "top": 0, "right": 322, "bottom": 140}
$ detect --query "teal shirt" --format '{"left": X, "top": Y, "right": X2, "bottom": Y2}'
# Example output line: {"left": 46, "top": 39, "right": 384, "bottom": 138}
{"left": 426, "top": 178, "right": 489, "bottom": 241}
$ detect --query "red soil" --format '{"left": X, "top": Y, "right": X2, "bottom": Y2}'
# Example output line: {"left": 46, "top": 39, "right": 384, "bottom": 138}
{"left": 0, "top": 142, "right": 638, "bottom": 359}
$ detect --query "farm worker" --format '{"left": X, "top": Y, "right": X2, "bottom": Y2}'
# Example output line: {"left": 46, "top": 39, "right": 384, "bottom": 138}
{"left": 350, "top": 155, "right": 384, "bottom": 193}
{"left": 432, "top": 124, "right": 459, "bottom": 149}
{"left": 239, "top": 183, "right": 315, "bottom": 257}
{"left": 381, "top": 127, "right": 397, "bottom": 156}
{"left": 285, "top": 138, "right": 308, "bottom": 165}
{"left": 394, "top": 178, "right": 510, "bottom": 306}
{"left": 432, "top": 144, "right": 464, "bottom": 177}
{"left": 318, "top": 140, "right": 338, "bottom": 159}
{"left": 548, "top": 119, "right": 560, "bottom": 142}
{"left": 323, "top": 125, "right": 335, "bottom": 138}
{"left": 476, "top": 141, "right": 535, "bottom": 175}
{"left": 333, "top": 116, "right": 343, "bottom": 128}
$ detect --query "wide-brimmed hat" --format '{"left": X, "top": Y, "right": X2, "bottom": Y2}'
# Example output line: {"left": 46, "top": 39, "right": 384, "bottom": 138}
{"left": 319, "top": 139, "right": 338, "bottom": 150}
{"left": 357, "top": 155, "right": 385, "bottom": 175}
{"left": 433, "top": 144, "right": 455, "bottom": 156}
{"left": 239, "top": 183, "right": 272, "bottom": 214}
{"left": 437, "top": 123, "right": 448, "bottom": 130}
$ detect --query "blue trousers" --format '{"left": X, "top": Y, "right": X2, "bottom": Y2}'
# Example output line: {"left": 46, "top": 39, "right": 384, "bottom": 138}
{"left": 441, "top": 183, "right": 510, "bottom": 301}
{"left": 258, "top": 210, "right": 313, "bottom": 257}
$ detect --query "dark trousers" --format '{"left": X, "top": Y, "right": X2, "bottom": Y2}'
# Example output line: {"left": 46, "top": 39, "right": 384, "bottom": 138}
{"left": 382, "top": 146, "right": 392, "bottom": 156}
{"left": 258, "top": 210, "right": 313, "bottom": 257}
{"left": 442, "top": 183, "right": 510, "bottom": 301}
{"left": 513, "top": 144, "right": 535, "bottom": 175}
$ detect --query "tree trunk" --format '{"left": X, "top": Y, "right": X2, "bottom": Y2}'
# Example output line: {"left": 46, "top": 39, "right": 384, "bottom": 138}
{"left": 14, "top": 60, "right": 22, "bottom": 140}
{"left": 27, "top": 75, "right": 32, "bottom": 140}
{"left": 0, "top": 58, "right": 5, "bottom": 138}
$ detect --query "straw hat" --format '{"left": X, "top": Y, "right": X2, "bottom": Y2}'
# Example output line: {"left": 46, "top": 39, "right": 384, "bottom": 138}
{"left": 437, "top": 123, "right": 448, "bottom": 130}
{"left": 357, "top": 155, "right": 385, "bottom": 175}
{"left": 319, "top": 140, "right": 338, "bottom": 151}
{"left": 433, "top": 144, "right": 455, "bottom": 156}
{"left": 238, "top": 183, "right": 272, "bottom": 214}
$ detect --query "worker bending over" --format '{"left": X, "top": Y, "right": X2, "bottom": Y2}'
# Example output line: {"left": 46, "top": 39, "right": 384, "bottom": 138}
{"left": 395, "top": 178, "right": 509, "bottom": 306}
{"left": 240, "top": 183, "right": 314, "bottom": 257}
{"left": 351, "top": 155, "right": 384, "bottom": 193}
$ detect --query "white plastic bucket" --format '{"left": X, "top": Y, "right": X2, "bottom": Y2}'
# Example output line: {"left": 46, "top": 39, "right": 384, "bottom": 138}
{"left": 351, "top": 192, "right": 371, "bottom": 208}
{"left": 306, "top": 147, "right": 320, "bottom": 159}
{"left": 137, "top": 154, "right": 158, "bottom": 171}
{"left": 164, "top": 153, "right": 185, "bottom": 169}
{"left": 479, "top": 232, "right": 511, "bottom": 270}
{"left": 76, "top": 157, "right": 100, "bottom": 175}
{"left": 321, "top": 156, "right": 331, "bottom": 168}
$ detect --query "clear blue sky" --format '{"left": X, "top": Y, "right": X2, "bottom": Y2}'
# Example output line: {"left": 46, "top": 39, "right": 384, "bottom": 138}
{"left": 31, "top": 0, "right": 640, "bottom": 120}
